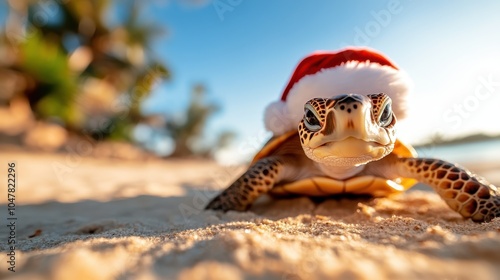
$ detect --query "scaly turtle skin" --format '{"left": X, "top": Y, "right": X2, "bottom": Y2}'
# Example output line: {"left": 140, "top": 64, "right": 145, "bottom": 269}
{"left": 205, "top": 93, "right": 500, "bottom": 223}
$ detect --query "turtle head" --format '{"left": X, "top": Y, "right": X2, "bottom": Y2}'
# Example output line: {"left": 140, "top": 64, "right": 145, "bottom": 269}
{"left": 298, "top": 93, "right": 396, "bottom": 167}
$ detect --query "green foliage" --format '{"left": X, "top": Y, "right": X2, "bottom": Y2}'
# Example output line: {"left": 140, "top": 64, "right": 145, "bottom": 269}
{"left": 1, "top": 0, "right": 169, "bottom": 141}
{"left": 20, "top": 31, "right": 81, "bottom": 126}
{"left": 1, "top": 0, "right": 235, "bottom": 157}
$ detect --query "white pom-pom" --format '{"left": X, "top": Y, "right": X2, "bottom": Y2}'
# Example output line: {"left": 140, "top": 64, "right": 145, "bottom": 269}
{"left": 264, "top": 101, "right": 295, "bottom": 135}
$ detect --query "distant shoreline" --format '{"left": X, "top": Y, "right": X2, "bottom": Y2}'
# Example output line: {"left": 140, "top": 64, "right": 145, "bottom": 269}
{"left": 413, "top": 133, "right": 500, "bottom": 149}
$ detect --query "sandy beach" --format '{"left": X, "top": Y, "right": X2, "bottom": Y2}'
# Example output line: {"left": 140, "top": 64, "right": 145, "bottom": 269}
{"left": 0, "top": 148, "right": 499, "bottom": 280}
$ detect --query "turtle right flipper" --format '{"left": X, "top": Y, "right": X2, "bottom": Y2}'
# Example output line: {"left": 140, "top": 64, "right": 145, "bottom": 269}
{"left": 392, "top": 157, "right": 500, "bottom": 223}
{"left": 205, "top": 157, "right": 287, "bottom": 211}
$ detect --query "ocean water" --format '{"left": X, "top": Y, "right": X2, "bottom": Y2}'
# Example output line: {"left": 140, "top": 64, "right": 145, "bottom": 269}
{"left": 414, "top": 139, "right": 500, "bottom": 164}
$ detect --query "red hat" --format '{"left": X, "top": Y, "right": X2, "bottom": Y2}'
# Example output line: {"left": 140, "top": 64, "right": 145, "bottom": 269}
{"left": 264, "top": 47, "right": 411, "bottom": 135}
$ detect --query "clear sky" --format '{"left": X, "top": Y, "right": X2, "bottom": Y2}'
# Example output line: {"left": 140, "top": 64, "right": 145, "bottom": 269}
{"left": 3, "top": 1, "right": 500, "bottom": 163}
{"left": 135, "top": 0, "right": 500, "bottom": 163}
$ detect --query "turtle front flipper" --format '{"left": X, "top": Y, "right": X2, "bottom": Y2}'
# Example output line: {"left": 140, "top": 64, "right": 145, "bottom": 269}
{"left": 205, "top": 156, "right": 290, "bottom": 211}
{"left": 395, "top": 157, "right": 500, "bottom": 223}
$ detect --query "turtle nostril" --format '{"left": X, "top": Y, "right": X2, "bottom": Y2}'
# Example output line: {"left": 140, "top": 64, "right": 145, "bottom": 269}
{"left": 334, "top": 95, "right": 362, "bottom": 113}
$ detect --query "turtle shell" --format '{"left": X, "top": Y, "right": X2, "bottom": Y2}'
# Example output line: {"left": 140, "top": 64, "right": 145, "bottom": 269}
{"left": 252, "top": 131, "right": 418, "bottom": 197}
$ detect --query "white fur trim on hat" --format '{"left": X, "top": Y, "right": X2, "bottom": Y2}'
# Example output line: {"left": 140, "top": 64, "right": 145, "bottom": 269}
{"left": 264, "top": 61, "right": 412, "bottom": 135}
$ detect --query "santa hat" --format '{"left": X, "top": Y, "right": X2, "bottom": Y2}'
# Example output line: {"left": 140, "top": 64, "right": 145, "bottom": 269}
{"left": 264, "top": 47, "right": 412, "bottom": 135}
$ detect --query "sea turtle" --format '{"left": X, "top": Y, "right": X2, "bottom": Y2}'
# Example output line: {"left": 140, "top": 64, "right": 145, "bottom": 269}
{"left": 205, "top": 48, "right": 500, "bottom": 223}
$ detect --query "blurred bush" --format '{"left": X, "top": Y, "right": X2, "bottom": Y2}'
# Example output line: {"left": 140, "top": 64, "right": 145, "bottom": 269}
{"left": 166, "top": 84, "right": 235, "bottom": 157}
{"left": 0, "top": 0, "right": 231, "bottom": 158}
{"left": 1, "top": 0, "right": 168, "bottom": 139}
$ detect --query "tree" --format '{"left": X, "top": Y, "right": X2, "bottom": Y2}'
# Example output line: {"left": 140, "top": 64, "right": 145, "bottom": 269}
{"left": 1, "top": 0, "right": 235, "bottom": 158}
{"left": 0, "top": 0, "right": 169, "bottom": 141}
{"left": 166, "top": 84, "right": 221, "bottom": 157}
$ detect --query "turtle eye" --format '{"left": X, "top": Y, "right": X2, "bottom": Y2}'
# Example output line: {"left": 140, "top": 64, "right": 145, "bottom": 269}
{"left": 379, "top": 102, "right": 393, "bottom": 127}
{"left": 304, "top": 106, "right": 321, "bottom": 132}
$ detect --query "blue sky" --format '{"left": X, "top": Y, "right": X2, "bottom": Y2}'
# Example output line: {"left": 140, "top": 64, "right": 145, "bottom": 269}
{"left": 132, "top": 0, "right": 500, "bottom": 162}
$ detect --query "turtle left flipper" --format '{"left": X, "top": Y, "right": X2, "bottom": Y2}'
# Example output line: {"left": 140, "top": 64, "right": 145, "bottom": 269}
{"left": 386, "top": 157, "right": 500, "bottom": 223}
{"left": 205, "top": 156, "right": 288, "bottom": 211}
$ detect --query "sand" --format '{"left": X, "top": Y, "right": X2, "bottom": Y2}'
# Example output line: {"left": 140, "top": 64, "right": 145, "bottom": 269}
{"left": 0, "top": 149, "right": 499, "bottom": 280}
